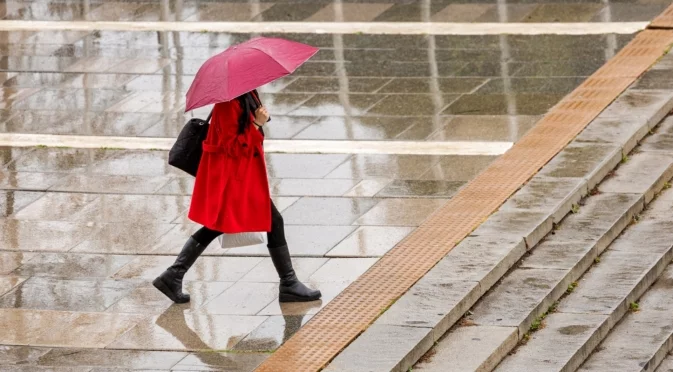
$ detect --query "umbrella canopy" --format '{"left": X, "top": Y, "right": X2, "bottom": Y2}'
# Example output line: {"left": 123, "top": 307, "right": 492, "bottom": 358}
{"left": 185, "top": 37, "right": 319, "bottom": 112}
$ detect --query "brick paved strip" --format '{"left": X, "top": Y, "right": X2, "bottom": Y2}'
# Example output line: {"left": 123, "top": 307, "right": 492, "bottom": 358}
{"left": 255, "top": 30, "right": 673, "bottom": 372}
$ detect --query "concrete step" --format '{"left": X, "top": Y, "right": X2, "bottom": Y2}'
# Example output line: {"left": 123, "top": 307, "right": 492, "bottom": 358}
{"left": 324, "top": 58, "right": 673, "bottom": 372}
{"left": 414, "top": 143, "right": 673, "bottom": 372}
{"left": 577, "top": 265, "right": 673, "bottom": 372}
{"left": 656, "top": 353, "right": 673, "bottom": 372}
{"left": 494, "top": 191, "right": 673, "bottom": 371}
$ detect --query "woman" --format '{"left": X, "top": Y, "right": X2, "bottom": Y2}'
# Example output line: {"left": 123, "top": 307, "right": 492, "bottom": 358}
{"left": 153, "top": 90, "right": 321, "bottom": 304}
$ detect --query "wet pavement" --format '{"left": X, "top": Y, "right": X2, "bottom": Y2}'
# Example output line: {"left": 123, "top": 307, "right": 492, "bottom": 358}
{"left": 0, "top": 1, "right": 652, "bottom": 371}
{"left": 0, "top": 0, "right": 670, "bottom": 23}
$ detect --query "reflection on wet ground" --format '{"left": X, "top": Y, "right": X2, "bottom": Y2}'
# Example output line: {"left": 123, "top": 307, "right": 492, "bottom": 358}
{"left": 0, "top": 0, "right": 670, "bottom": 23}
{"left": 0, "top": 4, "right": 645, "bottom": 370}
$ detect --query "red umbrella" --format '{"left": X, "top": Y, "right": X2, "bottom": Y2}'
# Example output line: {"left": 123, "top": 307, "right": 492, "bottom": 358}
{"left": 185, "top": 37, "right": 319, "bottom": 112}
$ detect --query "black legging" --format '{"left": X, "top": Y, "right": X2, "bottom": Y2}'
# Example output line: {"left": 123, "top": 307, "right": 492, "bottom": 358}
{"left": 192, "top": 200, "right": 287, "bottom": 249}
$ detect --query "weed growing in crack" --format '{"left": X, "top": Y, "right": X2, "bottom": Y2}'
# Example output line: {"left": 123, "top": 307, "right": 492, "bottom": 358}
{"left": 567, "top": 282, "right": 578, "bottom": 294}
{"left": 630, "top": 302, "right": 640, "bottom": 312}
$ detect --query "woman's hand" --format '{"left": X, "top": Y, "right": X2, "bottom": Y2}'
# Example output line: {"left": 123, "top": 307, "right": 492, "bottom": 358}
{"left": 254, "top": 106, "right": 270, "bottom": 126}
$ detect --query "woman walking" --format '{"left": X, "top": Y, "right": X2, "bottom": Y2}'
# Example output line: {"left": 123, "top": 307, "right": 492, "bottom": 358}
{"left": 153, "top": 90, "right": 321, "bottom": 304}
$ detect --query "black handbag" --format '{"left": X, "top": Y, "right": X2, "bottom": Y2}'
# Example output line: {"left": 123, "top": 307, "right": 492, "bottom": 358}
{"left": 168, "top": 111, "right": 213, "bottom": 177}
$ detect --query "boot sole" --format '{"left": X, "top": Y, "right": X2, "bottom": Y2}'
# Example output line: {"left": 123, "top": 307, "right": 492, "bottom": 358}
{"left": 279, "top": 292, "right": 322, "bottom": 303}
{"left": 152, "top": 277, "right": 190, "bottom": 304}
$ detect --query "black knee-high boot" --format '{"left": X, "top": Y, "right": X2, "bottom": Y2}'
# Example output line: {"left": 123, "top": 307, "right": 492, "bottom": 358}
{"left": 268, "top": 244, "right": 322, "bottom": 303}
{"left": 153, "top": 237, "right": 207, "bottom": 303}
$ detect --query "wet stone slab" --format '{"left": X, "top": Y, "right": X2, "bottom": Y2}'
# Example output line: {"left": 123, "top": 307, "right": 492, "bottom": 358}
{"left": 538, "top": 142, "right": 622, "bottom": 190}
{"left": 282, "top": 197, "right": 379, "bottom": 226}
{"left": 233, "top": 314, "right": 313, "bottom": 352}
{"left": 494, "top": 313, "right": 610, "bottom": 372}
{"left": 12, "top": 348, "right": 188, "bottom": 370}
{"left": 557, "top": 250, "right": 672, "bottom": 317}
{"left": 428, "top": 234, "right": 526, "bottom": 291}
{"left": 599, "top": 152, "right": 673, "bottom": 203}
{"left": 376, "top": 180, "right": 465, "bottom": 198}
{"left": 324, "top": 324, "right": 432, "bottom": 372}
{"left": 325, "top": 226, "right": 415, "bottom": 258}
{"left": 428, "top": 115, "right": 539, "bottom": 142}
{"left": 0, "top": 277, "right": 138, "bottom": 312}
{"left": 354, "top": 198, "right": 448, "bottom": 226}
{"left": 377, "top": 272, "right": 479, "bottom": 330}
{"left": 599, "top": 90, "right": 673, "bottom": 131}
{"left": 470, "top": 210, "right": 553, "bottom": 249}
{"left": 500, "top": 176, "right": 587, "bottom": 223}
{"left": 470, "top": 268, "right": 571, "bottom": 336}
{"left": 414, "top": 325, "right": 518, "bottom": 372}
{"left": 106, "top": 312, "right": 267, "bottom": 351}
{"left": 547, "top": 193, "right": 643, "bottom": 252}
{"left": 575, "top": 115, "right": 652, "bottom": 156}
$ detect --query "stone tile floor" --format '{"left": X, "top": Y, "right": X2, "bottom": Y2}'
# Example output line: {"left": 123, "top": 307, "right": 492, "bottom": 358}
{"left": 0, "top": 5, "right": 643, "bottom": 370}
{"left": 0, "top": 0, "right": 670, "bottom": 23}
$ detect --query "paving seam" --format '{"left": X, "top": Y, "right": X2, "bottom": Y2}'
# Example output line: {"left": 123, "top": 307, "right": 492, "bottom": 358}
{"left": 255, "top": 26, "right": 673, "bottom": 372}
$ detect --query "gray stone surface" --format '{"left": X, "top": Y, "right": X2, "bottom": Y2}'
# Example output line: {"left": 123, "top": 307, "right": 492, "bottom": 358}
{"left": 641, "top": 116, "right": 673, "bottom": 155}
{"left": 599, "top": 90, "right": 673, "bottom": 131}
{"left": 500, "top": 176, "right": 588, "bottom": 223}
{"left": 470, "top": 210, "right": 553, "bottom": 249}
{"left": 558, "top": 250, "right": 672, "bottom": 319}
{"left": 575, "top": 115, "right": 651, "bottom": 156}
{"left": 578, "top": 266, "right": 673, "bottom": 372}
{"left": 538, "top": 142, "right": 622, "bottom": 190}
{"left": 599, "top": 152, "right": 673, "bottom": 203}
{"left": 323, "top": 324, "right": 432, "bottom": 372}
{"left": 548, "top": 193, "right": 643, "bottom": 254}
{"left": 633, "top": 69, "right": 673, "bottom": 90}
{"left": 608, "top": 220, "right": 673, "bottom": 255}
{"left": 377, "top": 277, "right": 480, "bottom": 331}
{"left": 641, "top": 186, "right": 673, "bottom": 220}
{"left": 521, "top": 240, "right": 597, "bottom": 272}
{"left": 471, "top": 268, "right": 571, "bottom": 336}
{"left": 427, "top": 234, "right": 526, "bottom": 290}
{"left": 657, "top": 357, "right": 673, "bottom": 372}
{"left": 415, "top": 326, "right": 517, "bottom": 372}
{"left": 494, "top": 313, "right": 610, "bottom": 372}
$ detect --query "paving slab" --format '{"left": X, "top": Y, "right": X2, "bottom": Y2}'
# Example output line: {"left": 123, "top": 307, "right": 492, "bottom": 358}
{"left": 578, "top": 265, "right": 673, "bottom": 372}
{"left": 376, "top": 275, "right": 480, "bottom": 330}
{"left": 538, "top": 142, "right": 622, "bottom": 190}
{"left": 494, "top": 313, "right": 610, "bottom": 372}
{"left": 469, "top": 210, "right": 553, "bottom": 249}
{"left": 546, "top": 193, "right": 643, "bottom": 252}
{"left": 641, "top": 117, "right": 673, "bottom": 154}
{"left": 576, "top": 115, "right": 654, "bottom": 156}
{"left": 421, "top": 234, "right": 526, "bottom": 290}
{"left": 520, "top": 240, "right": 597, "bottom": 271}
{"left": 323, "top": 324, "right": 433, "bottom": 372}
{"left": 499, "top": 176, "right": 587, "bottom": 223}
{"left": 599, "top": 152, "right": 673, "bottom": 203}
{"left": 414, "top": 326, "right": 518, "bottom": 372}
{"left": 598, "top": 90, "right": 673, "bottom": 131}
{"left": 558, "top": 250, "right": 672, "bottom": 318}
{"left": 470, "top": 268, "right": 572, "bottom": 336}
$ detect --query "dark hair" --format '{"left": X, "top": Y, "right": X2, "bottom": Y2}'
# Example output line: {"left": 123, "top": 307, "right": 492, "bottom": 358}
{"left": 236, "top": 92, "right": 254, "bottom": 135}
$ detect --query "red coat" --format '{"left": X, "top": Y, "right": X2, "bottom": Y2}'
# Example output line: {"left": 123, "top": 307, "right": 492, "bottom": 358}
{"left": 188, "top": 99, "right": 271, "bottom": 233}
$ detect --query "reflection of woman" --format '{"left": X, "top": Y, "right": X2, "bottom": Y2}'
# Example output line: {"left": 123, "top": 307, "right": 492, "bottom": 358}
{"left": 153, "top": 90, "right": 321, "bottom": 304}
